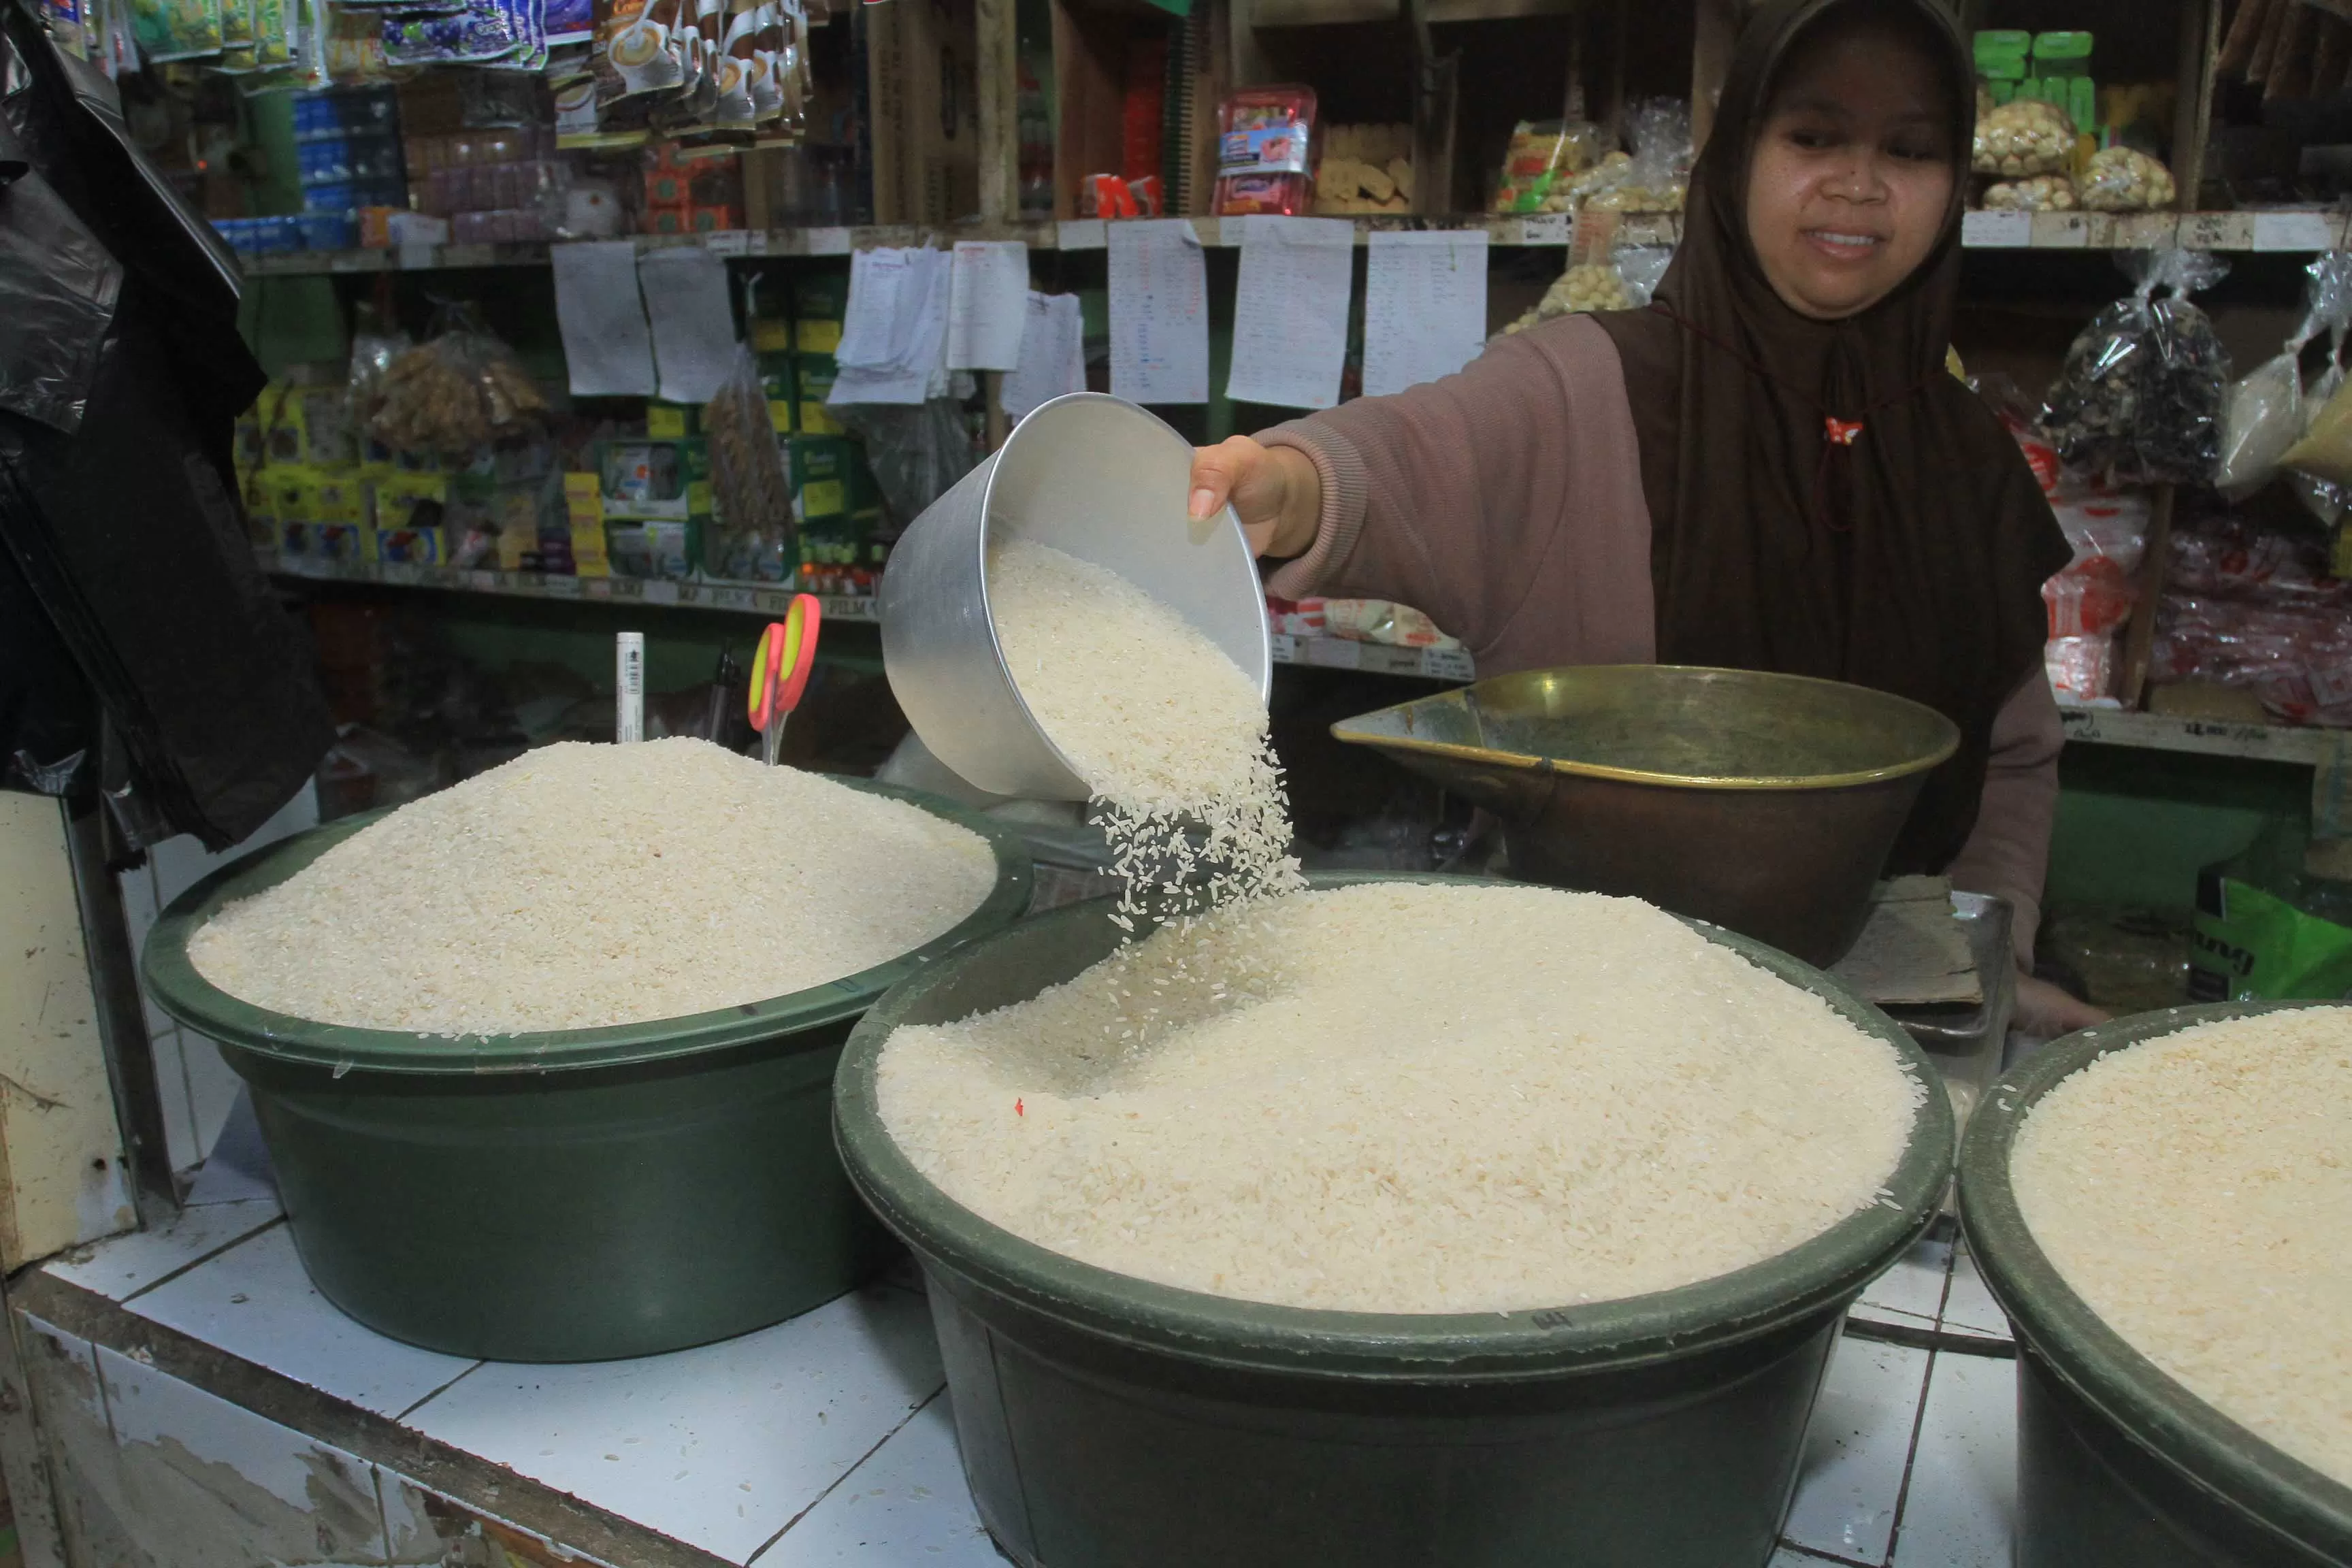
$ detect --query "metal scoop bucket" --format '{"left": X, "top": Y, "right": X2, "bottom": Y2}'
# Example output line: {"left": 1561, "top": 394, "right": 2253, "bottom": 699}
{"left": 879, "top": 392, "right": 1271, "bottom": 800}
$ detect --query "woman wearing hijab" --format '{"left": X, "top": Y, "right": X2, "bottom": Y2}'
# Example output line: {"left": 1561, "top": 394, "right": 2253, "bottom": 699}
{"left": 1188, "top": 0, "right": 2100, "bottom": 1034}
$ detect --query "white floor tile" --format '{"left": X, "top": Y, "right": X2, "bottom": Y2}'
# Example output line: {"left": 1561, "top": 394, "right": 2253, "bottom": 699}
{"left": 1771, "top": 1550, "right": 1854, "bottom": 1567}
{"left": 753, "top": 1397, "right": 998, "bottom": 1567}
{"left": 402, "top": 1286, "right": 943, "bottom": 1565}
{"left": 1940, "top": 1244, "right": 2011, "bottom": 1341}
{"left": 44, "top": 1200, "right": 284, "bottom": 1302}
{"left": 1850, "top": 1299, "right": 1936, "bottom": 1333}
{"left": 96, "top": 1344, "right": 388, "bottom": 1563}
{"left": 127, "top": 1224, "right": 477, "bottom": 1418}
{"left": 178, "top": 1032, "right": 246, "bottom": 1164}
{"left": 1857, "top": 1232, "right": 1953, "bottom": 1322}
{"left": 1783, "top": 1336, "right": 1931, "bottom": 1565}
{"left": 1891, "top": 1354, "right": 2016, "bottom": 1568}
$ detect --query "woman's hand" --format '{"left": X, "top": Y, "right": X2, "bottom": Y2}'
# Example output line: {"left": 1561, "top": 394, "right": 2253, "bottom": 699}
{"left": 1189, "top": 436, "right": 1324, "bottom": 559}
{"left": 2013, "top": 973, "right": 2110, "bottom": 1039}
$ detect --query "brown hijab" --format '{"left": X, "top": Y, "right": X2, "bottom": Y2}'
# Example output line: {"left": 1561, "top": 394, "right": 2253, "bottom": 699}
{"left": 1592, "top": 0, "right": 2070, "bottom": 875}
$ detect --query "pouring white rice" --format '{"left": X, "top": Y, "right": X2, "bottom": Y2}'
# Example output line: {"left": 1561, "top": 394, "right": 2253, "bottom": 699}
{"left": 189, "top": 738, "right": 998, "bottom": 1035}
{"left": 2010, "top": 1009, "right": 2352, "bottom": 1485}
{"left": 986, "top": 538, "right": 1300, "bottom": 921}
{"left": 878, "top": 880, "right": 1923, "bottom": 1314}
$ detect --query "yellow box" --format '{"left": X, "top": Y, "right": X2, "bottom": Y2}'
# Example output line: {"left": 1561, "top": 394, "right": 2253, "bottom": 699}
{"left": 794, "top": 319, "right": 843, "bottom": 354}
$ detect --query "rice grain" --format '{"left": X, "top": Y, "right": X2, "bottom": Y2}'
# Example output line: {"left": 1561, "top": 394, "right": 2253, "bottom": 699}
{"left": 189, "top": 738, "right": 998, "bottom": 1035}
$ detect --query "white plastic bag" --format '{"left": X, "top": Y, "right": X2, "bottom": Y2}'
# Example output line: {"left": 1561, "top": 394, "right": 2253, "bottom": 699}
{"left": 2219, "top": 252, "right": 2352, "bottom": 498}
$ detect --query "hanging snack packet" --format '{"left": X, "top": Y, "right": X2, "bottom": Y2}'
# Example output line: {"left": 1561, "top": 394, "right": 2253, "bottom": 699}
{"left": 595, "top": 0, "right": 684, "bottom": 104}
{"left": 137, "top": 0, "right": 225, "bottom": 62}
{"left": 704, "top": 344, "right": 795, "bottom": 581}
{"left": 748, "top": 0, "right": 782, "bottom": 125}
{"left": 713, "top": 0, "right": 757, "bottom": 127}
{"left": 371, "top": 304, "right": 549, "bottom": 457}
{"left": 2219, "top": 253, "right": 2352, "bottom": 498}
{"left": 2042, "top": 248, "right": 2231, "bottom": 486}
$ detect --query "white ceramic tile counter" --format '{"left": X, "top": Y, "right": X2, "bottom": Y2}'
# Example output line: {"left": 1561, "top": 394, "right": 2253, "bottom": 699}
{"left": 18, "top": 1207, "right": 2023, "bottom": 1567}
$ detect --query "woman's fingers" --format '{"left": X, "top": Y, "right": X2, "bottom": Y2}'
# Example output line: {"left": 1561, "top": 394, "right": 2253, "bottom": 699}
{"left": 1190, "top": 437, "right": 1281, "bottom": 555}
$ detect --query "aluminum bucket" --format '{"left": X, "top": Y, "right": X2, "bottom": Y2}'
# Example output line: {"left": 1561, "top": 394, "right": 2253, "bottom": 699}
{"left": 878, "top": 392, "right": 1271, "bottom": 800}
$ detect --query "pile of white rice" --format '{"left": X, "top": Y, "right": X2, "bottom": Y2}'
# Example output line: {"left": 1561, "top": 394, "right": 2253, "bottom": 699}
{"left": 878, "top": 881, "right": 1923, "bottom": 1313}
{"left": 189, "top": 738, "right": 998, "bottom": 1035}
{"left": 987, "top": 538, "right": 1299, "bottom": 923}
{"left": 2011, "top": 1009, "right": 2351, "bottom": 1484}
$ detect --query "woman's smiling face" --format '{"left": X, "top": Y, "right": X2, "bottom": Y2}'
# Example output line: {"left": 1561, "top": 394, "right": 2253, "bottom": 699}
{"left": 1744, "top": 15, "right": 1956, "bottom": 321}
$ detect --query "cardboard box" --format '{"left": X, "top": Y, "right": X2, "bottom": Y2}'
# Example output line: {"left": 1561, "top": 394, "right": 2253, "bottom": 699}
{"left": 866, "top": 0, "right": 979, "bottom": 225}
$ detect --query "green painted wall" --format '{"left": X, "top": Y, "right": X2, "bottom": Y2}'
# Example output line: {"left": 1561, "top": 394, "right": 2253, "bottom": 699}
{"left": 2047, "top": 744, "right": 2309, "bottom": 917}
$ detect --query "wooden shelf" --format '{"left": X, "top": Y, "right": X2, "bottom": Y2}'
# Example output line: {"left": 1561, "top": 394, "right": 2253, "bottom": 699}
{"left": 232, "top": 205, "right": 2352, "bottom": 278}
{"left": 261, "top": 552, "right": 1471, "bottom": 678}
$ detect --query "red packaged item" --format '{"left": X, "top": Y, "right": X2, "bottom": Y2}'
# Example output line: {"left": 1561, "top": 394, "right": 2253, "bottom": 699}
{"left": 1215, "top": 85, "right": 1317, "bottom": 216}
{"left": 1126, "top": 175, "right": 1163, "bottom": 216}
{"left": 1082, "top": 173, "right": 1139, "bottom": 219}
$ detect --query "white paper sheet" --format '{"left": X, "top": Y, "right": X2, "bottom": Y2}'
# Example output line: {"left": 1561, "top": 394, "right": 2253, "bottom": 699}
{"left": 1361, "top": 230, "right": 1490, "bottom": 397}
{"left": 948, "top": 240, "right": 1030, "bottom": 371}
{"left": 1000, "top": 291, "right": 1086, "bottom": 421}
{"left": 636, "top": 245, "right": 740, "bottom": 404}
{"left": 1225, "top": 215, "right": 1354, "bottom": 410}
{"left": 552, "top": 240, "right": 655, "bottom": 397}
{"left": 830, "top": 246, "right": 951, "bottom": 406}
{"left": 1109, "top": 218, "right": 1210, "bottom": 405}
{"left": 835, "top": 246, "right": 912, "bottom": 368}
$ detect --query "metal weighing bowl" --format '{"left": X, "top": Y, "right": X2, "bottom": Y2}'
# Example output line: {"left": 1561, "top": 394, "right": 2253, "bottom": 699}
{"left": 878, "top": 391, "right": 1271, "bottom": 800}
{"left": 834, "top": 873, "right": 1958, "bottom": 1568}
{"left": 142, "top": 779, "right": 1033, "bottom": 1364}
{"left": 1332, "top": 665, "right": 1960, "bottom": 966}
{"left": 1959, "top": 1002, "right": 2352, "bottom": 1568}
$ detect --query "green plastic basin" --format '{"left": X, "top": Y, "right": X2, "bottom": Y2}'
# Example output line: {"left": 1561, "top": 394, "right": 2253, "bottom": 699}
{"left": 1958, "top": 1001, "right": 2352, "bottom": 1568}
{"left": 143, "top": 778, "right": 1032, "bottom": 1363}
{"left": 833, "top": 873, "right": 1957, "bottom": 1568}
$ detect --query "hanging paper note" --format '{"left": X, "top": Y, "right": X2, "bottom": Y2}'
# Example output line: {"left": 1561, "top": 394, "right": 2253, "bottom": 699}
{"left": 1361, "top": 230, "right": 1490, "bottom": 397}
{"left": 830, "top": 246, "right": 951, "bottom": 406}
{"left": 638, "top": 245, "right": 740, "bottom": 404}
{"left": 1225, "top": 215, "right": 1353, "bottom": 410}
{"left": 1109, "top": 218, "right": 1209, "bottom": 405}
{"left": 1001, "top": 291, "right": 1086, "bottom": 421}
{"left": 552, "top": 240, "right": 655, "bottom": 397}
{"left": 948, "top": 240, "right": 1030, "bottom": 371}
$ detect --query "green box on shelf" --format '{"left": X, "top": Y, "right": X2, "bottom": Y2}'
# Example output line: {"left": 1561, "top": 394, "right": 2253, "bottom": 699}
{"left": 791, "top": 270, "right": 850, "bottom": 324}
{"left": 758, "top": 351, "right": 796, "bottom": 434}
{"left": 794, "top": 353, "right": 845, "bottom": 435}
{"left": 597, "top": 436, "right": 710, "bottom": 579}
{"left": 789, "top": 435, "right": 855, "bottom": 521}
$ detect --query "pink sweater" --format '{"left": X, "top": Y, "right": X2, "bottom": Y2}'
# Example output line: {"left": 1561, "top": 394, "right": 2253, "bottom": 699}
{"left": 1258, "top": 313, "right": 2061, "bottom": 962}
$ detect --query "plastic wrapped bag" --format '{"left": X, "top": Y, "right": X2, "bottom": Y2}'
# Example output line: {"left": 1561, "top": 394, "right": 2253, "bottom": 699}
{"left": 370, "top": 301, "right": 548, "bottom": 456}
{"left": 1496, "top": 242, "right": 1676, "bottom": 338}
{"left": 1972, "top": 96, "right": 2074, "bottom": 178}
{"left": 2219, "top": 255, "right": 2352, "bottom": 499}
{"left": 823, "top": 397, "right": 977, "bottom": 525}
{"left": 2042, "top": 248, "right": 2231, "bottom": 486}
{"left": 1582, "top": 99, "right": 1689, "bottom": 213}
{"left": 2079, "top": 146, "right": 2176, "bottom": 212}
{"left": 1490, "top": 119, "right": 1603, "bottom": 214}
{"left": 704, "top": 343, "right": 794, "bottom": 582}
{"left": 1981, "top": 174, "right": 2077, "bottom": 211}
